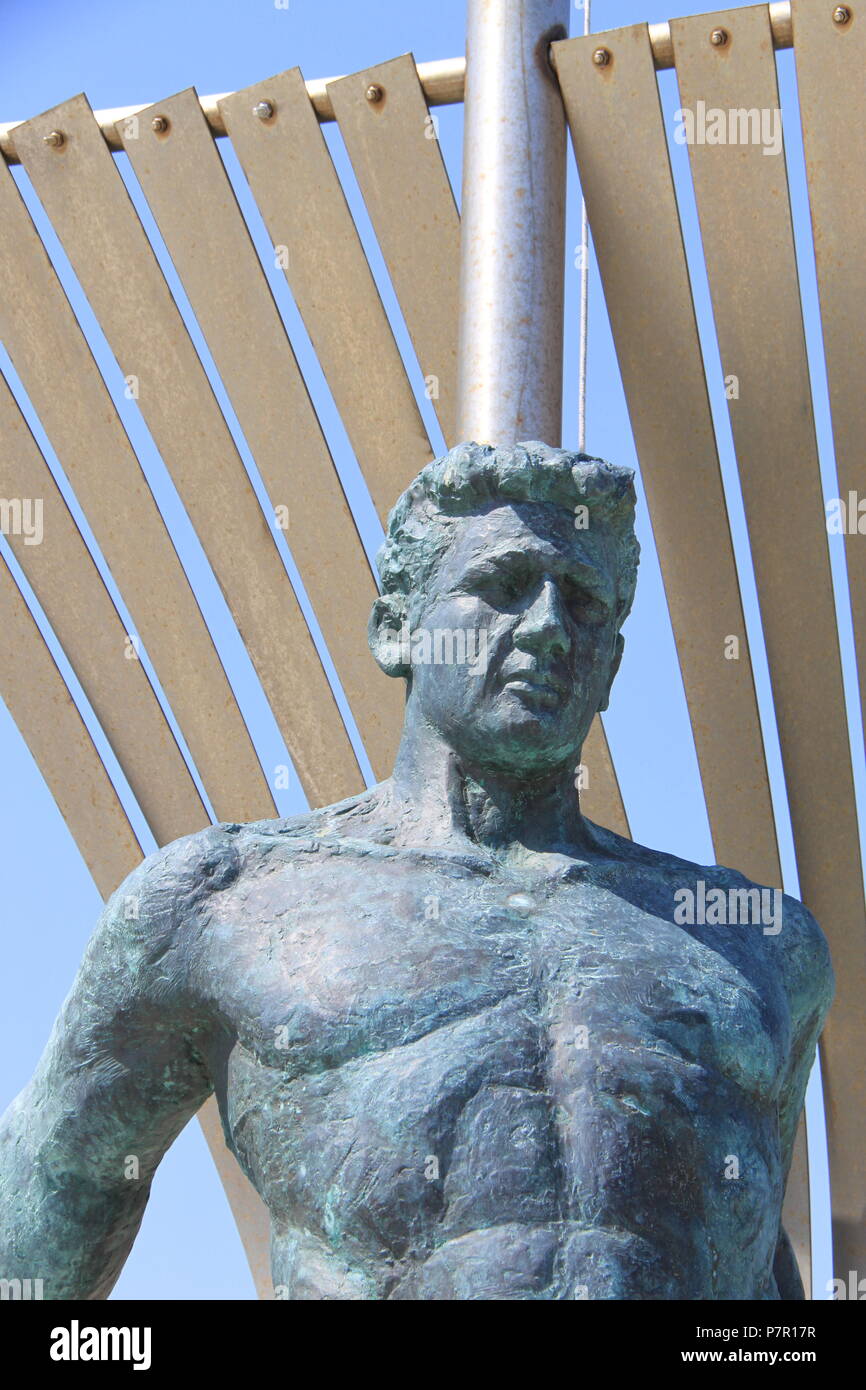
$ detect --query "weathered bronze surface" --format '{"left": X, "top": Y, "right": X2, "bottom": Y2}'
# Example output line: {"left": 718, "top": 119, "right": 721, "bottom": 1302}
{"left": 0, "top": 442, "right": 832, "bottom": 1299}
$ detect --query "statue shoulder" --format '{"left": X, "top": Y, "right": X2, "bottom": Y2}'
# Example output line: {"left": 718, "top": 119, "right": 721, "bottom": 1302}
{"left": 227, "top": 784, "right": 396, "bottom": 856}
{"left": 669, "top": 854, "right": 834, "bottom": 1021}
{"left": 108, "top": 786, "right": 392, "bottom": 944}
{"left": 99, "top": 823, "right": 245, "bottom": 976}
{"left": 699, "top": 863, "right": 833, "bottom": 996}
{"left": 764, "top": 885, "right": 834, "bottom": 1020}
{"left": 115, "top": 820, "right": 242, "bottom": 906}
{"left": 586, "top": 820, "right": 833, "bottom": 1005}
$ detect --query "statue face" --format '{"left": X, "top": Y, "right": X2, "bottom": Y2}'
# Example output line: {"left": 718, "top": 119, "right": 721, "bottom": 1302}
{"left": 404, "top": 501, "right": 623, "bottom": 778}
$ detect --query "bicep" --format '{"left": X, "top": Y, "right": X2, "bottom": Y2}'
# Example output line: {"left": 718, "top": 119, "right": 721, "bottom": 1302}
{"left": 37, "top": 870, "right": 211, "bottom": 1179}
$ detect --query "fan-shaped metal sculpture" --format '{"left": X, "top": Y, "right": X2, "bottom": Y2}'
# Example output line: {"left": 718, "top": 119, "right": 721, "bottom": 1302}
{"left": 0, "top": 0, "right": 862, "bottom": 1299}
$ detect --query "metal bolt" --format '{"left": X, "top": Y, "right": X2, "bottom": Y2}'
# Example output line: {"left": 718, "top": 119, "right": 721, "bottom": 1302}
{"left": 710, "top": 27, "right": 729, "bottom": 45}
{"left": 253, "top": 100, "right": 274, "bottom": 120}
{"left": 43, "top": 130, "right": 65, "bottom": 149}
{"left": 365, "top": 83, "right": 384, "bottom": 102}
{"left": 833, "top": 5, "right": 851, "bottom": 23}
{"left": 151, "top": 115, "right": 169, "bottom": 134}
{"left": 592, "top": 47, "right": 611, "bottom": 66}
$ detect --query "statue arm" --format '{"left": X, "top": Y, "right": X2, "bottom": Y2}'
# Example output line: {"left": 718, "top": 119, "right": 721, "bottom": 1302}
{"left": 0, "top": 834, "right": 220, "bottom": 1299}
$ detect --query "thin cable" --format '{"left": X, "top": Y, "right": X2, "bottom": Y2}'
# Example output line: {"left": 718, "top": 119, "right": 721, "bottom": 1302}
{"left": 577, "top": 0, "right": 591, "bottom": 453}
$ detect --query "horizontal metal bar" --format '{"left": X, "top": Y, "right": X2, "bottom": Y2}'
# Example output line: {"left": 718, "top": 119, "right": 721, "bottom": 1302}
{"left": 0, "top": 54, "right": 466, "bottom": 160}
{"left": 0, "top": 5, "right": 796, "bottom": 162}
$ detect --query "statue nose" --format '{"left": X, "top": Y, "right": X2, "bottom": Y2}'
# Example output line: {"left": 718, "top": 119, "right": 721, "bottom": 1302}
{"left": 514, "top": 579, "right": 571, "bottom": 655}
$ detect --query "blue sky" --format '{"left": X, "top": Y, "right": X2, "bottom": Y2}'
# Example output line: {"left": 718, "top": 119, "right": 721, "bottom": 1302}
{"left": 0, "top": 0, "right": 856, "bottom": 1298}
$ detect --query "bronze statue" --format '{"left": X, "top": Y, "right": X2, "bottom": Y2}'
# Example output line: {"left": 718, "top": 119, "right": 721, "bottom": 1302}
{"left": 0, "top": 441, "right": 833, "bottom": 1299}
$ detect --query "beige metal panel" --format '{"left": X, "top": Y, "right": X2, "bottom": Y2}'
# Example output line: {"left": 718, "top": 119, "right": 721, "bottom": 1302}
{"left": 783, "top": 1112, "right": 811, "bottom": 1301}
{"left": 118, "top": 88, "right": 403, "bottom": 780}
{"left": 240, "top": 53, "right": 466, "bottom": 127}
{"left": 0, "top": 555, "right": 143, "bottom": 898}
{"left": 0, "top": 372, "right": 209, "bottom": 844}
{"left": 671, "top": 4, "right": 866, "bottom": 1283}
{"left": 791, "top": 0, "right": 866, "bottom": 1286}
{"left": 13, "top": 94, "right": 363, "bottom": 810}
{"left": 581, "top": 716, "right": 629, "bottom": 839}
{"left": 191, "top": 1098, "right": 271, "bottom": 1299}
{"left": 552, "top": 29, "right": 780, "bottom": 890}
{"left": 649, "top": 3, "right": 791, "bottom": 69}
{"left": 792, "top": 2, "right": 866, "bottom": 744}
{"left": 220, "top": 68, "right": 433, "bottom": 523}
{"left": 328, "top": 55, "right": 461, "bottom": 447}
{"left": 0, "top": 156, "right": 276, "bottom": 828}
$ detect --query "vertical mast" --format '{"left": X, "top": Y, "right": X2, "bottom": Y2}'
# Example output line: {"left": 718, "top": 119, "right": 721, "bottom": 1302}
{"left": 456, "top": 0, "right": 571, "bottom": 446}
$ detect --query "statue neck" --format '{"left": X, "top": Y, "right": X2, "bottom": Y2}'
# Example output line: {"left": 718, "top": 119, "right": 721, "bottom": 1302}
{"left": 389, "top": 714, "right": 590, "bottom": 859}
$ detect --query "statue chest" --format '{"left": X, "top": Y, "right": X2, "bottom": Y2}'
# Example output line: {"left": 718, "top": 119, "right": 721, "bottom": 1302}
{"left": 201, "top": 849, "right": 789, "bottom": 1270}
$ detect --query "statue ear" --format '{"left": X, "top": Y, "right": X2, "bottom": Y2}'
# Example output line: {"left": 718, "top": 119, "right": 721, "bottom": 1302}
{"left": 368, "top": 594, "right": 410, "bottom": 678}
{"left": 597, "top": 631, "right": 624, "bottom": 713}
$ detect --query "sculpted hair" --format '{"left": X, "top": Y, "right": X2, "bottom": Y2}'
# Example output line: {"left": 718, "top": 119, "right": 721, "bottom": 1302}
{"left": 376, "top": 440, "right": 641, "bottom": 625}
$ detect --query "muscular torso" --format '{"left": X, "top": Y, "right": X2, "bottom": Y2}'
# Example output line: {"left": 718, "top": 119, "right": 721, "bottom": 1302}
{"left": 169, "top": 805, "right": 826, "bottom": 1301}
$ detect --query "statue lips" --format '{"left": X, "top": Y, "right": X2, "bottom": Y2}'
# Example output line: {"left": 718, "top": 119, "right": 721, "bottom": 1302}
{"left": 501, "top": 665, "right": 568, "bottom": 711}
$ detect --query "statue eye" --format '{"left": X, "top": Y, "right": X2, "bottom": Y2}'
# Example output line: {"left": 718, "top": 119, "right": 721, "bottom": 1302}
{"left": 468, "top": 566, "right": 528, "bottom": 604}
{"left": 496, "top": 570, "right": 527, "bottom": 600}
{"left": 566, "top": 588, "right": 590, "bottom": 615}
{"left": 563, "top": 580, "right": 609, "bottom": 624}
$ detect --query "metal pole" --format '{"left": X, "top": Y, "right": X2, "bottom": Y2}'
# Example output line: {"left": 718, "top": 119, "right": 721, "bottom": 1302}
{"left": 456, "top": 0, "right": 571, "bottom": 447}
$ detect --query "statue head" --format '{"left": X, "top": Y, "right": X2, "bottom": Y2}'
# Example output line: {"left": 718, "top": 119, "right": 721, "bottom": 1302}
{"left": 369, "top": 440, "right": 639, "bottom": 780}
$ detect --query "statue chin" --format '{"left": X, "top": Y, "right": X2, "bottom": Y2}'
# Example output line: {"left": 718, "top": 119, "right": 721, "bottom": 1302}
{"left": 441, "top": 723, "right": 584, "bottom": 785}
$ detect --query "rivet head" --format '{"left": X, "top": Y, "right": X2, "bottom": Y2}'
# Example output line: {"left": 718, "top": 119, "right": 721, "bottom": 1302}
{"left": 43, "top": 130, "right": 65, "bottom": 148}
{"left": 833, "top": 5, "right": 851, "bottom": 23}
{"left": 592, "top": 47, "right": 611, "bottom": 66}
{"left": 151, "top": 115, "right": 169, "bottom": 134}
{"left": 710, "top": 27, "right": 729, "bottom": 45}
{"left": 253, "top": 100, "right": 275, "bottom": 120}
{"left": 365, "top": 83, "right": 384, "bottom": 102}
